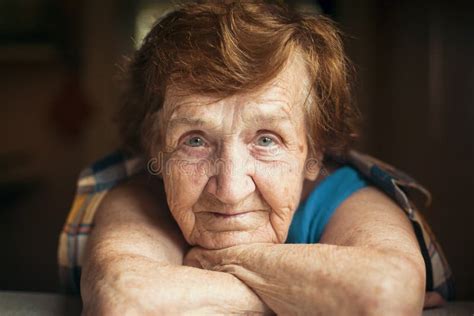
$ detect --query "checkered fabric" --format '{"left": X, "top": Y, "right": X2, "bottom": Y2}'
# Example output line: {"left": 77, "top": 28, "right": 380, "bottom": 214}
{"left": 58, "top": 150, "right": 144, "bottom": 292}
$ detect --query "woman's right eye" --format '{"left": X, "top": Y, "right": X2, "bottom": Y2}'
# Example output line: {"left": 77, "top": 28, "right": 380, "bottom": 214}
{"left": 184, "top": 136, "right": 205, "bottom": 147}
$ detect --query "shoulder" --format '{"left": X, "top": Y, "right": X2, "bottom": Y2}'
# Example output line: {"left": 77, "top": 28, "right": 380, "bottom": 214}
{"left": 319, "top": 185, "right": 420, "bottom": 256}
{"left": 100, "top": 173, "right": 167, "bottom": 213}
{"left": 83, "top": 175, "right": 186, "bottom": 269}
{"left": 88, "top": 172, "right": 187, "bottom": 265}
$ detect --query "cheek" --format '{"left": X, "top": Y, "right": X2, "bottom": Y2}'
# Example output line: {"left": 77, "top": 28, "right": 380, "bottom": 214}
{"left": 163, "top": 159, "right": 210, "bottom": 237}
{"left": 164, "top": 157, "right": 210, "bottom": 201}
{"left": 253, "top": 158, "right": 305, "bottom": 243}
{"left": 254, "top": 158, "right": 305, "bottom": 213}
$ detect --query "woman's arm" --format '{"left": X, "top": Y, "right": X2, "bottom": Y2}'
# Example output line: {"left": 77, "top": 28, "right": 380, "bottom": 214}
{"left": 184, "top": 187, "right": 426, "bottom": 315}
{"left": 80, "top": 174, "right": 271, "bottom": 315}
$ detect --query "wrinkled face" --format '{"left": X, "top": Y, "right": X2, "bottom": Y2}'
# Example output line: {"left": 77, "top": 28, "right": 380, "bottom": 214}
{"left": 155, "top": 54, "right": 320, "bottom": 249}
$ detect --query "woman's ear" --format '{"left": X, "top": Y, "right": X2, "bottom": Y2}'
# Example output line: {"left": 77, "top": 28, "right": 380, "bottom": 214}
{"left": 304, "top": 150, "right": 323, "bottom": 181}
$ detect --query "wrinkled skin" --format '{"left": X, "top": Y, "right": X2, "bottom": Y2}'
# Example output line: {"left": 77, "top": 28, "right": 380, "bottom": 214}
{"left": 81, "top": 52, "right": 429, "bottom": 315}
{"left": 155, "top": 54, "right": 320, "bottom": 250}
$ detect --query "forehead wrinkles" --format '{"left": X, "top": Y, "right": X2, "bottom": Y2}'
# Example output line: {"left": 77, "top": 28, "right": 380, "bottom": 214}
{"left": 255, "top": 83, "right": 307, "bottom": 124}
{"left": 163, "top": 92, "right": 241, "bottom": 140}
{"left": 161, "top": 52, "right": 312, "bottom": 130}
{"left": 164, "top": 90, "right": 221, "bottom": 118}
{"left": 255, "top": 54, "right": 312, "bottom": 118}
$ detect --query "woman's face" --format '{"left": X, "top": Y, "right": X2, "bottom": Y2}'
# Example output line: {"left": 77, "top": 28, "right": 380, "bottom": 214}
{"left": 157, "top": 54, "right": 320, "bottom": 249}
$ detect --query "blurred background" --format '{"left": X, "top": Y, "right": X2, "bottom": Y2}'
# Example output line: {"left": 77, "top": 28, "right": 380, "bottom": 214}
{"left": 0, "top": 0, "right": 472, "bottom": 300}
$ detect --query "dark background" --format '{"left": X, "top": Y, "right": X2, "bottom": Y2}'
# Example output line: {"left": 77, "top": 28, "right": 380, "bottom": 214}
{"left": 0, "top": 0, "right": 472, "bottom": 300}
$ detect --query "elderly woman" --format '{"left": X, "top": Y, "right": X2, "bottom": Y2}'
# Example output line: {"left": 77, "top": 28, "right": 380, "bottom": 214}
{"left": 59, "top": 1, "right": 454, "bottom": 314}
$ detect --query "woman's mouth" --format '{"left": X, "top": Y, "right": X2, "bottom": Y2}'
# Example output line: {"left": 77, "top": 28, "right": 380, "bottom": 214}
{"left": 210, "top": 211, "right": 251, "bottom": 218}
{"left": 196, "top": 210, "right": 264, "bottom": 231}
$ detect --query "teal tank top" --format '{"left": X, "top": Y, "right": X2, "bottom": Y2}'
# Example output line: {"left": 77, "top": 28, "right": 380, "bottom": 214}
{"left": 286, "top": 165, "right": 369, "bottom": 244}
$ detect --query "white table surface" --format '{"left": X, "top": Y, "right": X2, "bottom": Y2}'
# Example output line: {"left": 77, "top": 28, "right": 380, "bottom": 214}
{"left": 1, "top": 291, "right": 473, "bottom": 315}
{"left": 0, "top": 291, "right": 81, "bottom": 316}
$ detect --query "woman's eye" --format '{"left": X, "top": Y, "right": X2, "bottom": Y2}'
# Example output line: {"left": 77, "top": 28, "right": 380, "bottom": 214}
{"left": 184, "top": 136, "right": 205, "bottom": 147}
{"left": 256, "top": 136, "right": 276, "bottom": 147}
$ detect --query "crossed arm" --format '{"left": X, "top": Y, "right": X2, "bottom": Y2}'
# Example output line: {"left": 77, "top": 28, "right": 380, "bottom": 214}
{"left": 81, "top": 174, "right": 426, "bottom": 315}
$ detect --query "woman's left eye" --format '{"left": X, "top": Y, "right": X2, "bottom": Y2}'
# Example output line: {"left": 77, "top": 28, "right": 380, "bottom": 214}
{"left": 256, "top": 136, "right": 276, "bottom": 147}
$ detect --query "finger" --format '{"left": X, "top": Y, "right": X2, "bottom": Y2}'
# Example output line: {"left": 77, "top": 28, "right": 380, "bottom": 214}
{"left": 183, "top": 257, "right": 203, "bottom": 268}
{"left": 183, "top": 247, "right": 205, "bottom": 268}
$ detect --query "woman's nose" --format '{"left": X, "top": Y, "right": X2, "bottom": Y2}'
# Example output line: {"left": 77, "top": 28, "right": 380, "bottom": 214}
{"left": 205, "top": 146, "right": 256, "bottom": 205}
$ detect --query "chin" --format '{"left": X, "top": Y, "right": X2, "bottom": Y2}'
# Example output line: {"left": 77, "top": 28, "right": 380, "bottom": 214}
{"left": 192, "top": 230, "right": 278, "bottom": 250}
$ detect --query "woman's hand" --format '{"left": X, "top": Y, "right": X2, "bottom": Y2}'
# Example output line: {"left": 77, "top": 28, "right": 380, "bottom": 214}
{"left": 184, "top": 188, "right": 428, "bottom": 315}
{"left": 183, "top": 244, "right": 252, "bottom": 270}
{"left": 81, "top": 176, "right": 273, "bottom": 315}
{"left": 83, "top": 252, "right": 273, "bottom": 316}
{"left": 186, "top": 246, "right": 446, "bottom": 311}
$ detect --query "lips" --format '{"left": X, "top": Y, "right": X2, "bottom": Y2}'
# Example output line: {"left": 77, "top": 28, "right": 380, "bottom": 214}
{"left": 196, "top": 210, "right": 262, "bottom": 232}
{"left": 210, "top": 211, "right": 251, "bottom": 218}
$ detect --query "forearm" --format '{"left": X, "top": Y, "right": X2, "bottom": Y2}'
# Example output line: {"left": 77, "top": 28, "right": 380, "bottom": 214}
{"left": 190, "top": 243, "right": 425, "bottom": 315}
{"left": 81, "top": 250, "right": 271, "bottom": 315}
{"left": 80, "top": 176, "right": 270, "bottom": 315}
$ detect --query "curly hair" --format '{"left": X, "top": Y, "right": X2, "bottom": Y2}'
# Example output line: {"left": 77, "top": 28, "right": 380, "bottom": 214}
{"left": 117, "top": 0, "right": 359, "bottom": 159}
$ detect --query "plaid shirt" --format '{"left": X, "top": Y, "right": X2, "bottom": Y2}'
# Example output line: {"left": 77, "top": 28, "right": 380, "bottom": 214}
{"left": 58, "top": 149, "right": 455, "bottom": 301}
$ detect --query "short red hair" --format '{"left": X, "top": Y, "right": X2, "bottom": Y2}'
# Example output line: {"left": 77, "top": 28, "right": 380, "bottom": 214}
{"left": 118, "top": 0, "right": 359, "bottom": 158}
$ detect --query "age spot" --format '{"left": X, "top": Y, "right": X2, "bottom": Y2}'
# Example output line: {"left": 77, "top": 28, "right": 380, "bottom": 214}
{"left": 298, "top": 144, "right": 304, "bottom": 153}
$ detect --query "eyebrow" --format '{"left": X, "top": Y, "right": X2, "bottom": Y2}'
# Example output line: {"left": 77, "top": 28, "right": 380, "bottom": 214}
{"left": 166, "top": 96, "right": 295, "bottom": 132}
{"left": 167, "top": 117, "right": 221, "bottom": 130}
{"left": 168, "top": 112, "right": 292, "bottom": 130}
